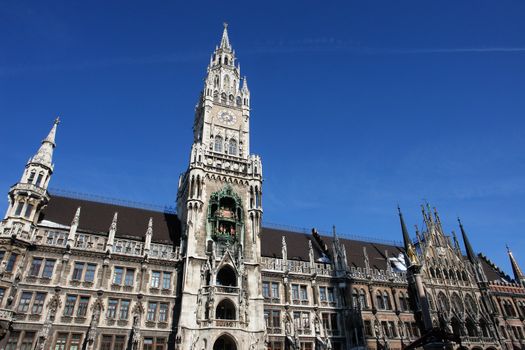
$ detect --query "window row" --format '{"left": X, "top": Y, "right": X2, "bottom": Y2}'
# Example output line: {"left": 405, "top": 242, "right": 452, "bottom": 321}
{"left": 5, "top": 331, "right": 167, "bottom": 350}
{"left": 212, "top": 136, "right": 238, "bottom": 156}
{"left": 351, "top": 288, "right": 412, "bottom": 312}
{"left": 16, "top": 292, "right": 170, "bottom": 322}
{"left": 363, "top": 320, "right": 420, "bottom": 339}
{"left": 26, "top": 169, "right": 47, "bottom": 187}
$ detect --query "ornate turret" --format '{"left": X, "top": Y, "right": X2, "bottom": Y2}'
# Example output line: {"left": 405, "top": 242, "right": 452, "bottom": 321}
{"left": 507, "top": 245, "right": 525, "bottom": 286}
{"left": 2, "top": 119, "right": 60, "bottom": 239}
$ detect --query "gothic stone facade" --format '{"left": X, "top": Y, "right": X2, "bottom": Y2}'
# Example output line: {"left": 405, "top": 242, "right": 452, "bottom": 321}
{"left": 0, "top": 26, "right": 524, "bottom": 350}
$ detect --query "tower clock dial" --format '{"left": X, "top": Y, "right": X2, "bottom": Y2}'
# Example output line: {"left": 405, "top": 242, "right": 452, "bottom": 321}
{"left": 218, "top": 110, "right": 237, "bottom": 126}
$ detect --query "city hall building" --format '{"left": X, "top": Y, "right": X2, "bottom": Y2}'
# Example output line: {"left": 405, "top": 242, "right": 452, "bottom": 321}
{"left": 1, "top": 25, "right": 524, "bottom": 350}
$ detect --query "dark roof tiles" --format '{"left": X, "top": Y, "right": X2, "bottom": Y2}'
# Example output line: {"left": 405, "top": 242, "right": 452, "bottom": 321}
{"left": 41, "top": 195, "right": 180, "bottom": 245}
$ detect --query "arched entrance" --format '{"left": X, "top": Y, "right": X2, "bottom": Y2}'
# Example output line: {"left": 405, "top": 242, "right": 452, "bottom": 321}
{"left": 213, "top": 334, "right": 237, "bottom": 350}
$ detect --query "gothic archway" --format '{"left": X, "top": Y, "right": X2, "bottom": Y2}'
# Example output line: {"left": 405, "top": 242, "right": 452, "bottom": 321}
{"left": 216, "top": 265, "right": 237, "bottom": 287}
{"left": 213, "top": 334, "right": 237, "bottom": 350}
{"left": 216, "top": 299, "right": 236, "bottom": 320}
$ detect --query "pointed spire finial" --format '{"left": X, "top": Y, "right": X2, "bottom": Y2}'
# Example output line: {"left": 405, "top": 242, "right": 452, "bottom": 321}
{"left": 458, "top": 217, "right": 477, "bottom": 263}
{"left": 398, "top": 206, "right": 418, "bottom": 266}
{"left": 220, "top": 22, "right": 231, "bottom": 50}
{"left": 242, "top": 76, "right": 249, "bottom": 91}
{"left": 30, "top": 118, "right": 60, "bottom": 167}
{"left": 507, "top": 245, "right": 525, "bottom": 285}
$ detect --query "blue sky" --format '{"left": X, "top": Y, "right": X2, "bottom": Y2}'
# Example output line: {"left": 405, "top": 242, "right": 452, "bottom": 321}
{"left": 1, "top": 1, "right": 524, "bottom": 276}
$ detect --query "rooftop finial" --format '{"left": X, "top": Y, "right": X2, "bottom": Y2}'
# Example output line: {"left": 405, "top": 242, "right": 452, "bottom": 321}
{"left": 507, "top": 244, "right": 525, "bottom": 285}
{"left": 220, "top": 22, "right": 231, "bottom": 50}
{"left": 30, "top": 118, "right": 60, "bottom": 167}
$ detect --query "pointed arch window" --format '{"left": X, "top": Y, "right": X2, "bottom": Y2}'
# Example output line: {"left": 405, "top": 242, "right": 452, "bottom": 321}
{"left": 383, "top": 291, "right": 391, "bottom": 310}
{"left": 376, "top": 291, "right": 384, "bottom": 310}
{"left": 221, "top": 93, "right": 227, "bottom": 104}
{"left": 228, "top": 139, "right": 237, "bottom": 156}
{"left": 359, "top": 289, "right": 367, "bottom": 309}
{"left": 214, "top": 136, "right": 223, "bottom": 153}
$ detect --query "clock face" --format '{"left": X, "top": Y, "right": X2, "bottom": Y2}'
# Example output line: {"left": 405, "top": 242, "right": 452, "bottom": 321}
{"left": 218, "top": 111, "right": 236, "bottom": 126}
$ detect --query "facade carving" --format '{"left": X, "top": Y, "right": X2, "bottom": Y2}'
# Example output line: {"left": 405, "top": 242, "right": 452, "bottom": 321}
{"left": 0, "top": 25, "right": 524, "bottom": 350}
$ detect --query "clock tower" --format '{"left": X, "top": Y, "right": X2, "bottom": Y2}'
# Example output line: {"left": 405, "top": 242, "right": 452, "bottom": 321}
{"left": 175, "top": 24, "right": 265, "bottom": 350}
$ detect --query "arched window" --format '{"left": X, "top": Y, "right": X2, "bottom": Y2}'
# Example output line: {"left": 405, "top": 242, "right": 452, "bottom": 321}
{"left": 376, "top": 291, "right": 384, "bottom": 310}
{"left": 429, "top": 267, "right": 436, "bottom": 278}
{"left": 214, "top": 136, "right": 223, "bottom": 153}
{"left": 228, "top": 139, "right": 237, "bottom": 156}
{"left": 383, "top": 291, "right": 391, "bottom": 310}
{"left": 213, "top": 91, "right": 219, "bottom": 102}
{"left": 216, "top": 265, "right": 237, "bottom": 287}
{"left": 438, "top": 292, "right": 450, "bottom": 312}
{"left": 359, "top": 289, "right": 367, "bottom": 309}
{"left": 465, "top": 318, "right": 477, "bottom": 336}
{"left": 451, "top": 293, "right": 463, "bottom": 314}
{"left": 221, "top": 93, "right": 227, "bottom": 104}
{"left": 352, "top": 290, "right": 359, "bottom": 308}
{"left": 224, "top": 57, "right": 229, "bottom": 65}
{"left": 451, "top": 317, "right": 462, "bottom": 337}
{"left": 216, "top": 299, "right": 236, "bottom": 320}
{"left": 236, "top": 96, "right": 241, "bottom": 106}
{"left": 399, "top": 292, "right": 407, "bottom": 311}
{"left": 462, "top": 271, "right": 468, "bottom": 282}
{"left": 427, "top": 293, "right": 435, "bottom": 311}
{"left": 214, "top": 75, "right": 219, "bottom": 88}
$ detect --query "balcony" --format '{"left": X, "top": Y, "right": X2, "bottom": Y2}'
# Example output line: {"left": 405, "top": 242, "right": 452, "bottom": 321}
{"left": 216, "top": 286, "right": 239, "bottom": 294}
{"left": 10, "top": 183, "right": 47, "bottom": 197}
{"left": 213, "top": 319, "right": 239, "bottom": 328}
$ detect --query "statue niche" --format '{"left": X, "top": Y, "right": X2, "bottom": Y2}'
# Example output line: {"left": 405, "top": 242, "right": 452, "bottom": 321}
{"left": 208, "top": 186, "right": 244, "bottom": 248}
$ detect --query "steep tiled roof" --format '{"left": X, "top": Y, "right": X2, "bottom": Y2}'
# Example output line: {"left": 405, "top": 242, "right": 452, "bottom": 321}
{"left": 260, "top": 227, "right": 404, "bottom": 270}
{"left": 39, "top": 195, "right": 511, "bottom": 282}
{"left": 40, "top": 195, "right": 180, "bottom": 245}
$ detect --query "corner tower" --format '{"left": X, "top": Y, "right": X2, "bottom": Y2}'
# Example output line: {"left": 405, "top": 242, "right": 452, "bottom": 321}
{"left": 175, "top": 24, "right": 265, "bottom": 350}
{"left": 2, "top": 118, "right": 59, "bottom": 241}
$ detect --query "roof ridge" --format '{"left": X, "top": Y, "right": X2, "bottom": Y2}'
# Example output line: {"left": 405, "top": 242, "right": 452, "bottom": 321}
{"left": 49, "top": 188, "right": 177, "bottom": 214}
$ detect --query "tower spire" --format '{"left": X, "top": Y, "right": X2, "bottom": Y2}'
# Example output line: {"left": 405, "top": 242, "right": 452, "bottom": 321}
{"left": 220, "top": 22, "right": 231, "bottom": 50}
{"left": 507, "top": 245, "right": 525, "bottom": 285}
{"left": 458, "top": 218, "right": 477, "bottom": 263}
{"left": 31, "top": 117, "right": 60, "bottom": 168}
{"left": 398, "top": 206, "right": 418, "bottom": 266}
